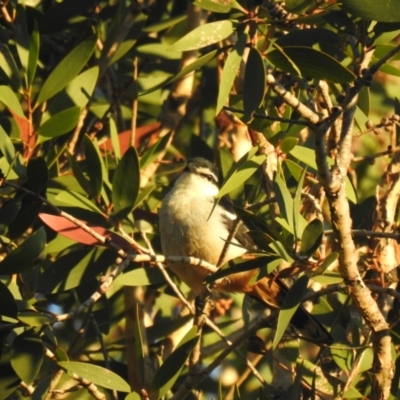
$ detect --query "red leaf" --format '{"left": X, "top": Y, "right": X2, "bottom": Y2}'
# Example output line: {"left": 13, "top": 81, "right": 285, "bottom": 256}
{"left": 101, "top": 122, "right": 161, "bottom": 154}
{"left": 39, "top": 213, "right": 130, "bottom": 248}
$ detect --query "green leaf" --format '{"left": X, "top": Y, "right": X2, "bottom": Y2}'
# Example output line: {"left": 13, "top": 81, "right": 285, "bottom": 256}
{"left": 11, "top": 330, "right": 44, "bottom": 385}
{"left": 293, "top": 168, "right": 307, "bottom": 240}
{"left": 358, "top": 347, "right": 373, "bottom": 373}
{"left": 117, "top": 268, "right": 165, "bottom": 286}
{"left": 27, "top": 21, "right": 40, "bottom": 89}
{"left": 168, "top": 20, "right": 236, "bottom": 52}
{"left": 243, "top": 47, "right": 265, "bottom": 121}
{"left": 268, "top": 46, "right": 356, "bottom": 83}
{"left": 0, "top": 349, "right": 21, "bottom": 399}
{"left": 300, "top": 219, "right": 323, "bottom": 256}
{"left": 18, "top": 311, "right": 57, "bottom": 327}
{"left": 37, "top": 107, "right": 81, "bottom": 142}
{"left": 125, "top": 393, "right": 141, "bottom": 400}
{"left": 134, "top": 303, "right": 145, "bottom": 386}
{"left": 273, "top": 275, "right": 309, "bottom": 349}
{"left": 217, "top": 148, "right": 266, "bottom": 198}
{"left": 273, "top": 173, "right": 294, "bottom": 234}
{"left": 0, "top": 281, "right": 18, "bottom": 318}
{"left": 140, "top": 50, "right": 218, "bottom": 96}
{"left": 64, "top": 66, "right": 99, "bottom": 108}
{"left": 14, "top": 5, "right": 30, "bottom": 83}
{"left": 140, "top": 132, "right": 172, "bottom": 169}
{"left": 0, "top": 227, "right": 46, "bottom": 274}
{"left": 37, "top": 247, "right": 116, "bottom": 293}
{"left": 216, "top": 32, "right": 247, "bottom": 115}
{"left": 331, "top": 343, "right": 353, "bottom": 372}
{"left": 0, "top": 124, "right": 15, "bottom": 164}
{"left": 35, "top": 35, "right": 97, "bottom": 106}
{"left": 109, "top": 117, "right": 121, "bottom": 160}
{"left": 343, "top": 387, "right": 364, "bottom": 398}
{"left": 281, "top": 137, "right": 299, "bottom": 154}
{"left": 27, "top": 157, "right": 48, "bottom": 193}
{"left": 0, "top": 86, "right": 25, "bottom": 118}
{"left": 58, "top": 361, "right": 130, "bottom": 392}
{"left": 83, "top": 135, "right": 103, "bottom": 198}
{"left": 357, "top": 86, "right": 369, "bottom": 117}
{"left": 112, "top": 147, "right": 140, "bottom": 220}
{"left": 192, "top": 0, "right": 244, "bottom": 13}
{"left": 151, "top": 326, "right": 199, "bottom": 397}
{"left": 268, "top": 241, "right": 294, "bottom": 263}
{"left": 0, "top": 44, "right": 22, "bottom": 91}
{"left": 342, "top": 0, "right": 400, "bottom": 22}
{"left": 50, "top": 189, "right": 103, "bottom": 214}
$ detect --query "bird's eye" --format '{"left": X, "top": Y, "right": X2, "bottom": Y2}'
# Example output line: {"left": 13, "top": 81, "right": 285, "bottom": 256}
{"left": 206, "top": 174, "right": 214, "bottom": 182}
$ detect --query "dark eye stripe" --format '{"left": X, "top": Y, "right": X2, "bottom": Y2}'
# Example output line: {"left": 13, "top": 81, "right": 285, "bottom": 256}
{"left": 199, "top": 172, "right": 218, "bottom": 185}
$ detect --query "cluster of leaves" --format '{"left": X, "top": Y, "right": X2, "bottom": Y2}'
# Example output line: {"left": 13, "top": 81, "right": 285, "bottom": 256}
{"left": 1, "top": 0, "right": 400, "bottom": 399}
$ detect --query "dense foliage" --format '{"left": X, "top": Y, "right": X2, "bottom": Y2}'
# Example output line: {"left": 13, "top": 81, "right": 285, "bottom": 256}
{"left": 1, "top": 0, "right": 400, "bottom": 399}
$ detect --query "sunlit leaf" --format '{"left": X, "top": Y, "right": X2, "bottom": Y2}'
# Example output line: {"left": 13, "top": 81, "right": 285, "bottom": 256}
{"left": 0, "top": 86, "right": 25, "bottom": 118}
{"left": 0, "top": 124, "right": 15, "bottom": 164}
{"left": 35, "top": 35, "right": 97, "bottom": 106}
{"left": 217, "top": 148, "right": 266, "bottom": 198}
{"left": 37, "top": 107, "right": 81, "bottom": 142}
{"left": 216, "top": 32, "right": 247, "bottom": 115}
{"left": 58, "top": 361, "right": 130, "bottom": 392}
{"left": 168, "top": 20, "right": 236, "bottom": 52}
{"left": 118, "top": 268, "right": 165, "bottom": 286}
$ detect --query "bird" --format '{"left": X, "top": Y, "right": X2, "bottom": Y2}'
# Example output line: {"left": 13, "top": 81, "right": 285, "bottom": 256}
{"left": 159, "top": 157, "right": 332, "bottom": 345}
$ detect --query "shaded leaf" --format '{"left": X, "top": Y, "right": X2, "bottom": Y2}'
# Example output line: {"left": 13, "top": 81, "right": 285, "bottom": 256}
{"left": 134, "top": 303, "right": 145, "bottom": 386}
{"left": 168, "top": 20, "right": 236, "bottom": 52}
{"left": 58, "top": 361, "right": 130, "bottom": 392}
{"left": 37, "top": 107, "right": 81, "bottom": 142}
{"left": 273, "top": 275, "right": 309, "bottom": 349}
{"left": 14, "top": 5, "right": 30, "bottom": 81}
{"left": 0, "top": 227, "right": 46, "bottom": 274}
{"left": 37, "top": 247, "right": 116, "bottom": 293}
{"left": 0, "top": 349, "right": 21, "bottom": 400}
{"left": 27, "top": 20, "right": 40, "bottom": 89}
{"left": 300, "top": 219, "right": 323, "bottom": 256}
{"left": 216, "top": 32, "right": 247, "bottom": 115}
{"left": 342, "top": 0, "right": 400, "bottom": 22}
{"left": 268, "top": 46, "right": 356, "bottom": 83}
{"left": 83, "top": 135, "right": 103, "bottom": 198}
{"left": 273, "top": 173, "right": 294, "bottom": 234}
{"left": 0, "top": 44, "right": 22, "bottom": 91}
{"left": 0, "top": 280, "right": 18, "bottom": 318}
{"left": 35, "top": 35, "right": 97, "bottom": 106}
{"left": 243, "top": 47, "right": 265, "bottom": 120}
{"left": 112, "top": 147, "right": 140, "bottom": 220}
{"left": 11, "top": 330, "right": 44, "bottom": 385}
{"left": 151, "top": 327, "right": 199, "bottom": 397}
{"left": 27, "top": 157, "right": 48, "bottom": 193}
